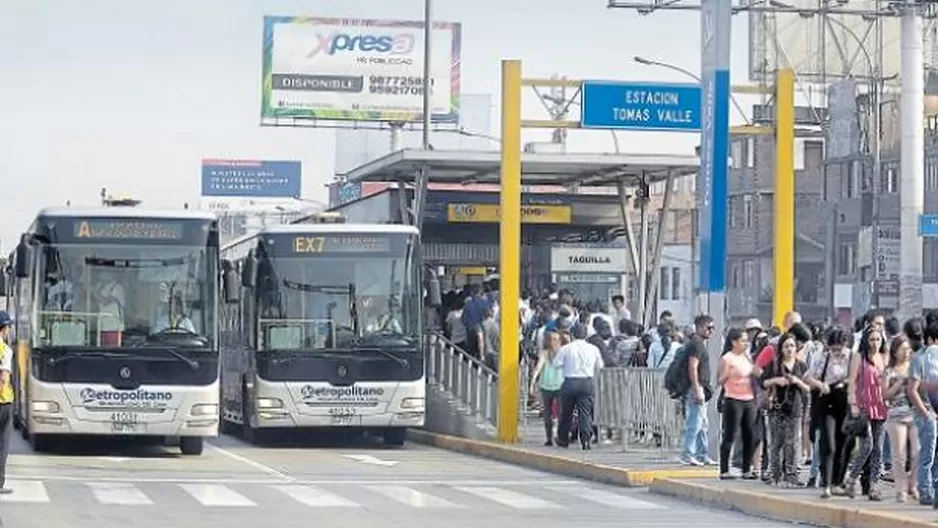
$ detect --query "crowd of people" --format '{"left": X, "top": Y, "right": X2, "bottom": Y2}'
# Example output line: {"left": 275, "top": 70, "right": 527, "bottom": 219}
{"left": 430, "top": 281, "right": 938, "bottom": 505}
{"left": 702, "top": 309, "right": 938, "bottom": 504}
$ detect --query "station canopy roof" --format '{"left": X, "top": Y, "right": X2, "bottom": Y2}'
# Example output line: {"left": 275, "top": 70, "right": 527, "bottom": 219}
{"left": 337, "top": 148, "right": 699, "bottom": 188}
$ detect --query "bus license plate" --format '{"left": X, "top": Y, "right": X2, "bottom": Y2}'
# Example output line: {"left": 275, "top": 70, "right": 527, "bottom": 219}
{"left": 330, "top": 415, "right": 355, "bottom": 426}
{"left": 110, "top": 412, "right": 138, "bottom": 433}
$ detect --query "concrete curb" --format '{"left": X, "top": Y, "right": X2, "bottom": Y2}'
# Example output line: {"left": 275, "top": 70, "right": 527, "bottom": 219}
{"left": 649, "top": 478, "right": 935, "bottom": 528}
{"left": 407, "top": 429, "right": 716, "bottom": 487}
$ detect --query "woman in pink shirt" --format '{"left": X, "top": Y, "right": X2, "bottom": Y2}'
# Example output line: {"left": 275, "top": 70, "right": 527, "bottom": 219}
{"left": 844, "top": 327, "right": 889, "bottom": 501}
{"left": 718, "top": 328, "right": 762, "bottom": 480}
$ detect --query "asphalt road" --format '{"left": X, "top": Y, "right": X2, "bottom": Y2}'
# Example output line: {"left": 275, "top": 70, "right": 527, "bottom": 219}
{"left": 0, "top": 431, "right": 798, "bottom": 528}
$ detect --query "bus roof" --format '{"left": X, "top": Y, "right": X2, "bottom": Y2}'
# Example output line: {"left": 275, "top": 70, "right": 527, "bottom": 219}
{"left": 36, "top": 207, "right": 217, "bottom": 221}
{"left": 222, "top": 223, "right": 419, "bottom": 251}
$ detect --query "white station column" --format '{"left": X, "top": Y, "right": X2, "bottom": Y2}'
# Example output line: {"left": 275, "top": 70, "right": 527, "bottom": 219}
{"left": 899, "top": 0, "right": 924, "bottom": 321}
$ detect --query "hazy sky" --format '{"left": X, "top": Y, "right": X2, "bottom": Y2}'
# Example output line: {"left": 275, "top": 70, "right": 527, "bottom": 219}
{"left": 0, "top": 0, "right": 755, "bottom": 251}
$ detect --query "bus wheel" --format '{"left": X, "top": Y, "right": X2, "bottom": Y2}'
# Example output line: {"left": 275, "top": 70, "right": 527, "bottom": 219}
{"left": 180, "top": 437, "right": 204, "bottom": 455}
{"left": 383, "top": 429, "right": 406, "bottom": 446}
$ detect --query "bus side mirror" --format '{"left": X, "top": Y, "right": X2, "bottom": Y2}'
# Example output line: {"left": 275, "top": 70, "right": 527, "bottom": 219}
{"left": 222, "top": 259, "right": 240, "bottom": 304}
{"left": 427, "top": 275, "right": 442, "bottom": 308}
{"left": 14, "top": 241, "right": 31, "bottom": 279}
{"left": 241, "top": 252, "right": 257, "bottom": 289}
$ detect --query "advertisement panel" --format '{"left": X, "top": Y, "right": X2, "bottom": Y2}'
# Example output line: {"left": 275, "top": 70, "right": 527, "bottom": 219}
{"left": 446, "top": 203, "right": 572, "bottom": 224}
{"left": 261, "top": 16, "right": 462, "bottom": 123}
{"left": 201, "top": 159, "right": 302, "bottom": 198}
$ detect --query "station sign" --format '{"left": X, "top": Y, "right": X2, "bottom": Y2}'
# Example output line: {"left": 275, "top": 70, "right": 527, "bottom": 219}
{"left": 580, "top": 81, "right": 701, "bottom": 131}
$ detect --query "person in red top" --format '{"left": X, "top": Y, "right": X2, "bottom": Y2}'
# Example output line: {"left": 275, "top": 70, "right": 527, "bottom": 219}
{"left": 755, "top": 311, "right": 804, "bottom": 369}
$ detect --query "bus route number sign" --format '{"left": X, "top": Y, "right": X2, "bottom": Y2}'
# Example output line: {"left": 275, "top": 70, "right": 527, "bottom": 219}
{"left": 293, "top": 235, "right": 390, "bottom": 254}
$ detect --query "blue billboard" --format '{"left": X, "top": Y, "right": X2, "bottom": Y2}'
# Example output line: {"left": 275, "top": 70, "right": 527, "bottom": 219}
{"left": 201, "top": 159, "right": 302, "bottom": 198}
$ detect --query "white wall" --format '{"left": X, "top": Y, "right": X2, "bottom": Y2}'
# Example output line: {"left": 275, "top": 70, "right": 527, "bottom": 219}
{"left": 656, "top": 244, "right": 695, "bottom": 325}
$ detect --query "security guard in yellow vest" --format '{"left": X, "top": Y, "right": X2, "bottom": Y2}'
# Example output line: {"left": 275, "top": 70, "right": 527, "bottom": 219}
{"left": 0, "top": 310, "right": 14, "bottom": 494}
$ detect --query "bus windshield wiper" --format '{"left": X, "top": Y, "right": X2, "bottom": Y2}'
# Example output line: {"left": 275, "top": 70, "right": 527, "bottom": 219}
{"left": 355, "top": 347, "right": 408, "bottom": 368}
{"left": 269, "top": 350, "right": 348, "bottom": 366}
{"left": 46, "top": 351, "right": 130, "bottom": 366}
{"left": 160, "top": 347, "right": 199, "bottom": 370}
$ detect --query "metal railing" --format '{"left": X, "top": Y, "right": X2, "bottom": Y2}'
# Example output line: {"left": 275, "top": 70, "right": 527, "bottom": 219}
{"left": 426, "top": 333, "right": 532, "bottom": 433}
{"left": 427, "top": 333, "right": 500, "bottom": 430}
{"left": 595, "top": 367, "right": 685, "bottom": 451}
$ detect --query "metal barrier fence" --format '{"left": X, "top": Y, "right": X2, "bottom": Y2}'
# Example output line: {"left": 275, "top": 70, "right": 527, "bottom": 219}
{"left": 426, "top": 334, "right": 530, "bottom": 435}
{"left": 595, "top": 367, "right": 685, "bottom": 451}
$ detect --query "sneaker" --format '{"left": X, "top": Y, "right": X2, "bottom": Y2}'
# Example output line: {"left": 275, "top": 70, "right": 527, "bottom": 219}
{"left": 806, "top": 476, "right": 818, "bottom": 488}
{"left": 697, "top": 456, "right": 718, "bottom": 466}
{"left": 820, "top": 487, "right": 831, "bottom": 499}
{"left": 679, "top": 455, "right": 703, "bottom": 466}
{"left": 719, "top": 472, "right": 737, "bottom": 480}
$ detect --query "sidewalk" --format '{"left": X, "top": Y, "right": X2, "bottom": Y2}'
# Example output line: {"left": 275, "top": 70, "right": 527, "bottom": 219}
{"left": 650, "top": 476, "right": 938, "bottom": 528}
{"left": 408, "top": 421, "right": 716, "bottom": 487}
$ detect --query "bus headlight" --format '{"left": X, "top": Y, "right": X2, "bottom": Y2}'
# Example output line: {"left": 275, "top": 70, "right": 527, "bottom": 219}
{"left": 257, "top": 398, "right": 283, "bottom": 409}
{"left": 31, "top": 401, "right": 60, "bottom": 413}
{"left": 190, "top": 404, "right": 218, "bottom": 416}
{"left": 400, "top": 398, "right": 424, "bottom": 409}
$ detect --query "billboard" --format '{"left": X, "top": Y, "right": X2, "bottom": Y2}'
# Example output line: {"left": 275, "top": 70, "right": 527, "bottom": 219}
{"left": 261, "top": 16, "right": 462, "bottom": 123}
{"left": 201, "top": 159, "right": 302, "bottom": 198}
{"left": 749, "top": 5, "right": 938, "bottom": 81}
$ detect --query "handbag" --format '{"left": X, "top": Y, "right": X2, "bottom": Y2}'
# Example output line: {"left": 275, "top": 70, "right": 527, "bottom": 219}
{"left": 842, "top": 360, "right": 870, "bottom": 438}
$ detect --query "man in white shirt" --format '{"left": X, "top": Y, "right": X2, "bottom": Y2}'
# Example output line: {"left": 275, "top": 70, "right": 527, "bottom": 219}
{"left": 552, "top": 325, "right": 604, "bottom": 450}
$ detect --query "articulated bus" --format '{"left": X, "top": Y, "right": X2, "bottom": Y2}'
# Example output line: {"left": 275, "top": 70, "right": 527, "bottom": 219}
{"left": 3, "top": 207, "right": 237, "bottom": 455}
{"left": 219, "top": 220, "right": 426, "bottom": 445}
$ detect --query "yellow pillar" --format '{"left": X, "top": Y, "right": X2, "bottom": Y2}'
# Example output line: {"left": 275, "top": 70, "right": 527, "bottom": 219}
{"left": 497, "top": 59, "right": 522, "bottom": 443}
{"left": 773, "top": 68, "right": 795, "bottom": 328}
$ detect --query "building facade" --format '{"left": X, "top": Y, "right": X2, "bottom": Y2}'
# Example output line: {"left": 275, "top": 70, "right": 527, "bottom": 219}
{"left": 725, "top": 134, "right": 828, "bottom": 326}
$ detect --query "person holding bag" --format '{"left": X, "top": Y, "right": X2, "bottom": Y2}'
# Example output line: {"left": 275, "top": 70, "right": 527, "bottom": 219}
{"left": 843, "top": 326, "right": 889, "bottom": 501}
{"left": 805, "top": 327, "right": 852, "bottom": 499}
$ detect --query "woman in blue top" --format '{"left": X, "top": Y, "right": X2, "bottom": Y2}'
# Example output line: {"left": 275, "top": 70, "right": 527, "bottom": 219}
{"left": 531, "top": 330, "right": 565, "bottom": 446}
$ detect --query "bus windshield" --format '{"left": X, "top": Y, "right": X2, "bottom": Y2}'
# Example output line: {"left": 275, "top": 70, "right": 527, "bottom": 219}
{"left": 255, "top": 252, "right": 419, "bottom": 351}
{"left": 36, "top": 243, "right": 217, "bottom": 348}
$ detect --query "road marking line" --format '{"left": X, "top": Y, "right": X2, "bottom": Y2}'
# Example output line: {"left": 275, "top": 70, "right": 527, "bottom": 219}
{"left": 548, "top": 486, "right": 664, "bottom": 509}
{"left": 97, "top": 457, "right": 131, "bottom": 463}
{"left": 366, "top": 485, "right": 463, "bottom": 508}
{"left": 274, "top": 485, "right": 360, "bottom": 507}
{"left": 179, "top": 484, "right": 256, "bottom": 507}
{"left": 87, "top": 482, "right": 153, "bottom": 505}
{"left": 0, "top": 480, "right": 49, "bottom": 503}
{"left": 341, "top": 454, "right": 398, "bottom": 467}
{"left": 453, "top": 486, "right": 563, "bottom": 510}
{"left": 4, "top": 475, "right": 580, "bottom": 485}
{"left": 205, "top": 443, "right": 295, "bottom": 482}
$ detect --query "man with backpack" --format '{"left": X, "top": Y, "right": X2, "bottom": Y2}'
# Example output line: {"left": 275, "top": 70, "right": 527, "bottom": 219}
{"left": 665, "top": 314, "right": 716, "bottom": 466}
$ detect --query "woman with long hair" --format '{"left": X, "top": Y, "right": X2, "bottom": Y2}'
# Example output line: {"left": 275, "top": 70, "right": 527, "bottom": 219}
{"left": 530, "top": 330, "right": 565, "bottom": 446}
{"left": 844, "top": 326, "right": 889, "bottom": 501}
{"left": 718, "top": 328, "right": 760, "bottom": 480}
{"left": 884, "top": 335, "right": 920, "bottom": 502}
{"left": 805, "top": 327, "right": 852, "bottom": 498}
{"left": 761, "top": 332, "right": 810, "bottom": 486}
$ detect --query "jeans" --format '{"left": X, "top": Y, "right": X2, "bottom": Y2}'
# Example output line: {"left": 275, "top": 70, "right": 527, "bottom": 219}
{"left": 810, "top": 434, "right": 821, "bottom": 480}
{"left": 683, "top": 395, "right": 709, "bottom": 460}
{"left": 818, "top": 412, "right": 849, "bottom": 487}
{"left": 848, "top": 419, "right": 886, "bottom": 486}
{"left": 557, "top": 378, "right": 594, "bottom": 447}
{"left": 769, "top": 412, "right": 801, "bottom": 482}
{"left": 540, "top": 389, "right": 560, "bottom": 443}
{"left": 914, "top": 411, "right": 938, "bottom": 501}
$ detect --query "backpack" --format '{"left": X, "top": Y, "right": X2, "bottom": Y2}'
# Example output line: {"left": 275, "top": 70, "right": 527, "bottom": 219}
{"left": 662, "top": 344, "right": 690, "bottom": 399}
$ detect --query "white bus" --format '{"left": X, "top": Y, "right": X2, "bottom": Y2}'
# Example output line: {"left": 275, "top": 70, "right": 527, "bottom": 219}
{"left": 4, "top": 207, "right": 237, "bottom": 455}
{"left": 219, "top": 222, "right": 425, "bottom": 445}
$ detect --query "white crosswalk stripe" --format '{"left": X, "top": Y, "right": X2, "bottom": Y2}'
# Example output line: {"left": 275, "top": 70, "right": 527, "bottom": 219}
{"left": 274, "top": 485, "right": 360, "bottom": 508}
{"left": 0, "top": 480, "right": 49, "bottom": 503}
{"left": 452, "top": 486, "right": 563, "bottom": 509}
{"left": 366, "top": 485, "right": 463, "bottom": 508}
{"left": 88, "top": 482, "right": 153, "bottom": 505}
{"left": 0, "top": 480, "right": 661, "bottom": 511}
{"left": 179, "top": 483, "right": 256, "bottom": 506}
